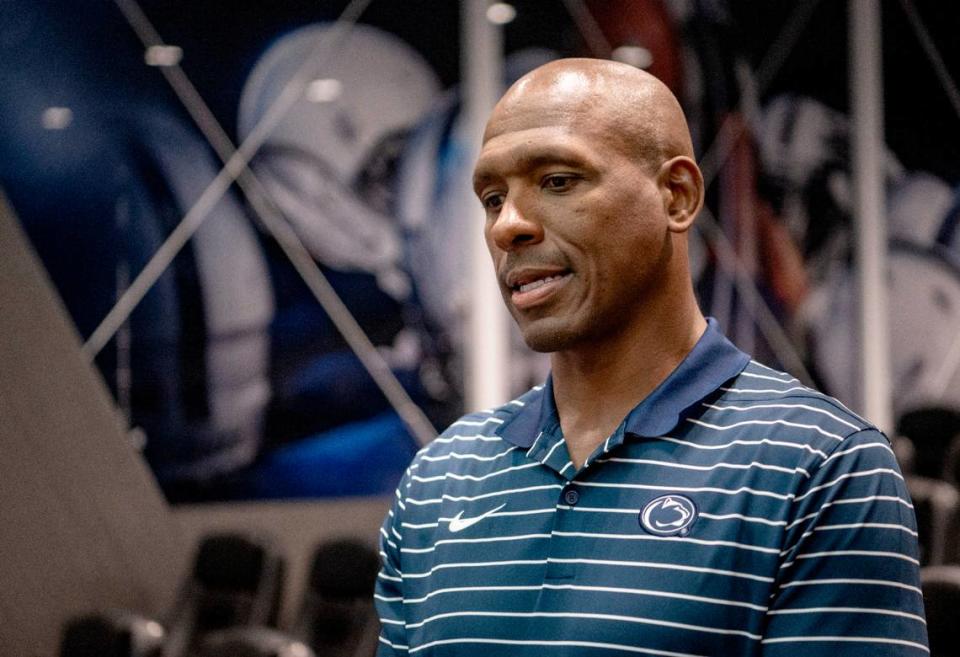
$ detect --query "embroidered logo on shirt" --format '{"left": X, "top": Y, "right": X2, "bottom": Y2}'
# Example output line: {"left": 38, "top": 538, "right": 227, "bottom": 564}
{"left": 639, "top": 495, "right": 698, "bottom": 537}
{"left": 448, "top": 503, "right": 507, "bottom": 533}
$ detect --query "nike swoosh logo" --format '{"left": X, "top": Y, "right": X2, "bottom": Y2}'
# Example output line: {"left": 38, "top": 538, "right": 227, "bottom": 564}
{"left": 448, "top": 503, "right": 507, "bottom": 533}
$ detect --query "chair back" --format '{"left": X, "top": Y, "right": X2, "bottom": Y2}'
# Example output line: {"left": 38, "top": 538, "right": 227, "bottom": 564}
{"left": 908, "top": 476, "right": 960, "bottom": 566}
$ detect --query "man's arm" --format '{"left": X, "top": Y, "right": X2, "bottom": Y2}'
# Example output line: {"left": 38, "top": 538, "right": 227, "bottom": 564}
{"left": 374, "top": 480, "right": 410, "bottom": 656}
{"left": 762, "top": 428, "right": 929, "bottom": 655}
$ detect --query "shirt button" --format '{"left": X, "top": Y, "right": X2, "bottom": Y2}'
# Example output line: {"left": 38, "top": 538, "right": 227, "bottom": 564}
{"left": 563, "top": 487, "right": 580, "bottom": 506}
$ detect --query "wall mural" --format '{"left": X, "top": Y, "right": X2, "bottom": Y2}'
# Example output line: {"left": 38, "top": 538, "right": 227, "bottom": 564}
{"left": 2, "top": 0, "right": 957, "bottom": 502}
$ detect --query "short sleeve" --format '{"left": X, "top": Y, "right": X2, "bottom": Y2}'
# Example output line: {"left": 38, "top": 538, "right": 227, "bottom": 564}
{"left": 761, "top": 428, "right": 928, "bottom": 655}
{"left": 374, "top": 470, "right": 412, "bottom": 656}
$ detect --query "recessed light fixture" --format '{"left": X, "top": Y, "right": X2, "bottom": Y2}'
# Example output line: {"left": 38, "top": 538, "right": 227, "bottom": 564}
{"left": 486, "top": 2, "right": 516, "bottom": 25}
{"left": 145, "top": 45, "right": 183, "bottom": 67}
{"left": 287, "top": 643, "right": 312, "bottom": 657}
{"left": 612, "top": 45, "right": 654, "bottom": 70}
{"left": 41, "top": 106, "right": 73, "bottom": 130}
{"left": 305, "top": 78, "right": 343, "bottom": 103}
{"left": 143, "top": 620, "right": 165, "bottom": 639}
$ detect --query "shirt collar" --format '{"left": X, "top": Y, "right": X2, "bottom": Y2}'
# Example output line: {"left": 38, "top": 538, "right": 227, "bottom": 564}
{"left": 495, "top": 317, "right": 750, "bottom": 448}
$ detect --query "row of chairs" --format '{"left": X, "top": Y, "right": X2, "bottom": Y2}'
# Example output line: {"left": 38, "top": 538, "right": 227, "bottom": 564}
{"left": 56, "top": 513, "right": 960, "bottom": 655}
{"left": 61, "top": 533, "right": 380, "bottom": 657}
{"left": 896, "top": 408, "right": 960, "bottom": 485}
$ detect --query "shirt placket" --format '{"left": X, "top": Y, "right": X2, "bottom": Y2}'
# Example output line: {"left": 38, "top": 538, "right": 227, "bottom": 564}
{"left": 526, "top": 426, "right": 630, "bottom": 582}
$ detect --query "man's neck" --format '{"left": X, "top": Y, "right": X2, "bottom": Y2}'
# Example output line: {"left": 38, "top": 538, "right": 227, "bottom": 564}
{"left": 550, "top": 300, "right": 706, "bottom": 468}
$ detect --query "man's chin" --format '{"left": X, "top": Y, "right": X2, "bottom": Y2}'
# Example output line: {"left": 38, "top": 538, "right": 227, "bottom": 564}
{"left": 519, "top": 321, "right": 580, "bottom": 354}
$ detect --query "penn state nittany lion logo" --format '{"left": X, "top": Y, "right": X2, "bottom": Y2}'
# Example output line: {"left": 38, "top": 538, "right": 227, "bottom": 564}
{"left": 639, "top": 494, "right": 698, "bottom": 537}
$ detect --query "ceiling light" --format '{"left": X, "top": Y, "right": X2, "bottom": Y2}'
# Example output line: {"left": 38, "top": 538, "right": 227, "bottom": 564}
{"left": 305, "top": 78, "right": 343, "bottom": 103}
{"left": 612, "top": 45, "right": 653, "bottom": 70}
{"left": 143, "top": 621, "right": 165, "bottom": 639}
{"left": 486, "top": 2, "right": 516, "bottom": 25}
{"left": 287, "top": 643, "right": 312, "bottom": 657}
{"left": 145, "top": 45, "right": 183, "bottom": 67}
{"left": 41, "top": 107, "right": 73, "bottom": 130}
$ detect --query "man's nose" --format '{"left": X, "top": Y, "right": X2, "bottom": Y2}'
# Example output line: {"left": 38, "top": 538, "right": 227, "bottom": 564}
{"left": 488, "top": 196, "right": 544, "bottom": 252}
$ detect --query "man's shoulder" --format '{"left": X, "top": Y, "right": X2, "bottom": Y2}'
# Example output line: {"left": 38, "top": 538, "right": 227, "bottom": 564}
{"left": 710, "top": 359, "right": 878, "bottom": 440}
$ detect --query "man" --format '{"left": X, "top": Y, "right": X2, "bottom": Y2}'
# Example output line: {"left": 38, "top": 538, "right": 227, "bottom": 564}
{"left": 375, "top": 58, "right": 927, "bottom": 656}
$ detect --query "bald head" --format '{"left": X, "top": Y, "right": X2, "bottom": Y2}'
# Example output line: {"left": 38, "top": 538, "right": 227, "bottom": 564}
{"left": 484, "top": 58, "right": 694, "bottom": 173}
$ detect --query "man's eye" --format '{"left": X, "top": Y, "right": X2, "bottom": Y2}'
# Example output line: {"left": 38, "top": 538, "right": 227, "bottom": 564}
{"left": 482, "top": 193, "right": 505, "bottom": 211}
{"left": 543, "top": 175, "right": 575, "bottom": 191}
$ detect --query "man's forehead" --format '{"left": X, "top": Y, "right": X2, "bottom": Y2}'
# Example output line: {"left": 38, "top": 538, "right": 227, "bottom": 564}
{"left": 479, "top": 59, "right": 692, "bottom": 173}
{"left": 474, "top": 95, "right": 640, "bottom": 190}
{"left": 483, "top": 72, "right": 604, "bottom": 144}
{"left": 483, "top": 106, "right": 593, "bottom": 146}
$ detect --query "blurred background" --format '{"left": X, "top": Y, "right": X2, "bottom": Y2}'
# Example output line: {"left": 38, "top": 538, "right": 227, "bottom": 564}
{"left": 2, "top": 0, "right": 959, "bottom": 655}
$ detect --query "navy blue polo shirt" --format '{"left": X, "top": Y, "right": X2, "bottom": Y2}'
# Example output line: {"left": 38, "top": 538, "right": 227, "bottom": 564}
{"left": 375, "top": 319, "right": 928, "bottom": 656}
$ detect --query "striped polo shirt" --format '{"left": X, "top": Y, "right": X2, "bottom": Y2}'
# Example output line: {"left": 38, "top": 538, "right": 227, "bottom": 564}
{"left": 375, "top": 319, "right": 928, "bottom": 656}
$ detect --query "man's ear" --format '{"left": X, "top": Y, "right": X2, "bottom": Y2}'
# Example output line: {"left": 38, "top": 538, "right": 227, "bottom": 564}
{"left": 658, "top": 156, "right": 704, "bottom": 233}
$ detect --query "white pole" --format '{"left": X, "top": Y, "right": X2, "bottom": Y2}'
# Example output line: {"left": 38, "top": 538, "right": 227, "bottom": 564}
{"left": 461, "top": 0, "right": 511, "bottom": 411}
{"left": 849, "top": 0, "right": 893, "bottom": 432}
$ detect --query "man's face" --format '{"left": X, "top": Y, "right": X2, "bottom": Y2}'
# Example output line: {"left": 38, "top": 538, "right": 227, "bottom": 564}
{"left": 473, "top": 102, "right": 673, "bottom": 353}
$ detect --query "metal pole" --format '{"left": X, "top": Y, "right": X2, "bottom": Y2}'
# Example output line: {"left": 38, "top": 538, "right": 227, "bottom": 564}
{"left": 849, "top": 0, "right": 893, "bottom": 432}
{"left": 461, "top": 0, "right": 511, "bottom": 411}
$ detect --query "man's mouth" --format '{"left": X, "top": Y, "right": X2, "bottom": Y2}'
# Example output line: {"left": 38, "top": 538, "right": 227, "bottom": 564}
{"left": 506, "top": 269, "right": 573, "bottom": 310}
{"left": 515, "top": 273, "right": 568, "bottom": 293}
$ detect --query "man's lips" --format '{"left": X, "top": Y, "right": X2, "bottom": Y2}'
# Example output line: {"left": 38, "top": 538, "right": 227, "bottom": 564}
{"left": 504, "top": 268, "right": 573, "bottom": 310}
{"left": 504, "top": 267, "right": 570, "bottom": 289}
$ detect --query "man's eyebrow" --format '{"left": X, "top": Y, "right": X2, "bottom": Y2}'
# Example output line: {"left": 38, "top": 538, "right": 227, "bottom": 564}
{"left": 473, "top": 148, "right": 590, "bottom": 192}
{"left": 471, "top": 167, "right": 497, "bottom": 193}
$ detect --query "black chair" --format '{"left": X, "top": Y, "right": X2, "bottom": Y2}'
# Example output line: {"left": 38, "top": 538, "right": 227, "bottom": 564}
{"left": 60, "top": 610, "right": 165, "bottom": 657}
{"left": 292, "top": 538, "right": 381, "bottom": 657}
{"left": 907, "top": 476, "right": 960, "bottom": 566}
{"left": 162, "top": 532, "right": 286, "bottom": 657}
{"left": 922, "top": 565, "right": 960, "bottom": 656}
{"left": 898, "top": 407, "right": 960, "bottom": 479}
{"left": 196, "top": 627, "right": 315, "bottom": 657}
